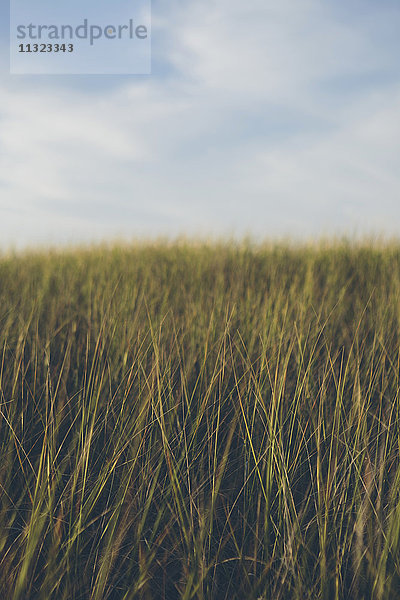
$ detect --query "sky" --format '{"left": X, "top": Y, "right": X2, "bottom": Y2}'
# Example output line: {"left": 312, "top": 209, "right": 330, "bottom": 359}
{"left": 1, "top": 0, "right": 400, "bottom": 248}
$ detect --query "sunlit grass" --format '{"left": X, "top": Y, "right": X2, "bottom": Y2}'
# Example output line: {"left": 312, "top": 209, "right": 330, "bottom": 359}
{"left": 0, "top": 240, "right": 399, "bottom": 599}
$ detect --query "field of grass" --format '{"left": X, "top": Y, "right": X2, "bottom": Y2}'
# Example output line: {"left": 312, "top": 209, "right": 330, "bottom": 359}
{"left": 0, "top": 240, "right": 400, "bottom": 599}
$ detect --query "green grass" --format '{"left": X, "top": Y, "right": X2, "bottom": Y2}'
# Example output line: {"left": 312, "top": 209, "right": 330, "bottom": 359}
{"left": 0, "top": 240, "right": 400, "bottom": 599}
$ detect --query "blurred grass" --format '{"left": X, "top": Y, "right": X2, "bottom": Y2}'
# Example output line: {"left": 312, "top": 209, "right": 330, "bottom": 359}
{"left": 0, "top": 240, "right": 400, "bottom": 599}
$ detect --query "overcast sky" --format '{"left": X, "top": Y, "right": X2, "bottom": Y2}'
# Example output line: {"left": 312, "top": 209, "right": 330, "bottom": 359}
{"left": 1, "top": 0, "right": 400, "bottom": 248}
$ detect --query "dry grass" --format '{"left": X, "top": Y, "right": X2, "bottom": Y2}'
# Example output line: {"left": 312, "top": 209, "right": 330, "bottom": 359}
{"left": 0, "top": 241, "right": 399, "bottom": 599}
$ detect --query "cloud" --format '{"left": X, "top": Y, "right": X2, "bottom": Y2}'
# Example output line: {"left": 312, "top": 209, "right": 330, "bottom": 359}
{"left": 0, "top": 0, "right": 399, "bottom": 247}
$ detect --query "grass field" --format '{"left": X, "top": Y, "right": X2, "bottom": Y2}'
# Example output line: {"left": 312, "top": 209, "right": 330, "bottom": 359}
{"left": 1, "top": 240, "right": 400, "bottom": 600}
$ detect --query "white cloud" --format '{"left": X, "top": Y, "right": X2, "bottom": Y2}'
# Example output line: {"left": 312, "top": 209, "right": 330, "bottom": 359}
{"left": 0, "top": 0, "right": 399, "bottom": 247}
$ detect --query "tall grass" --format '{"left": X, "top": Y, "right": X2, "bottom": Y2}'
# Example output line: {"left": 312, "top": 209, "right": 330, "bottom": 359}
{"left": 0, "top": 240, "right": 400, "bottom": 599}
